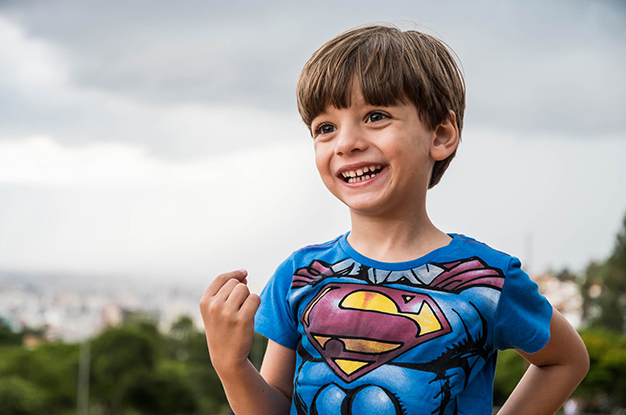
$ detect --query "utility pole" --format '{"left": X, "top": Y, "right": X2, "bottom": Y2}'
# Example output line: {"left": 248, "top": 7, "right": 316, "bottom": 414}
{"left": 525, "top": 230, "right": 534, "bottom": 275}
{"left": 77, "top": 339, "right": 91, "bottom": 415}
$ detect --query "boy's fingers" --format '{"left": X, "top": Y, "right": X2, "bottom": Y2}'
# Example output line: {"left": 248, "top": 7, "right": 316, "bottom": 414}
{"left": 213, "top": 278, "right": 241, "bottom": 303}
{"left": 224, "top": 283, "right": 251, "bottom": 312}
{"left": 240, "top": 293, "right": 261, "bottom": 320}
{"left": 205, "top": 269, "right": 248, "bottom": 297}
{"left": 200, "top": 278, "right": 240, "bottom": 316}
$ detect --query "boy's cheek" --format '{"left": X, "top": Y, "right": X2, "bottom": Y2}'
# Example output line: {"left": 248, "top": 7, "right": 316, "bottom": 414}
{"left": 317, "top": 172, "right": 337, "bottom": 193}
{"left": 317, "top": 169, "right": 339, "bottom": 194}
{"left": 314, "top": 151, "right": 332, "bottom": 178}
{"left": 313, "top": 161, "right": 341, "bottom": 197}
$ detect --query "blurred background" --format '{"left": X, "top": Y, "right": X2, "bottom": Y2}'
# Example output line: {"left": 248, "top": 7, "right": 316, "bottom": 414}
{"left": 0, "top": 0, "right": 625, "bottom": 414}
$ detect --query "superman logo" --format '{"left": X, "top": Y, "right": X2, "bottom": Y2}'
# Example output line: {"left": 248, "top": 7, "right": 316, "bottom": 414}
{"left": 301, "top": 283, "right": 451, "bottom": 382}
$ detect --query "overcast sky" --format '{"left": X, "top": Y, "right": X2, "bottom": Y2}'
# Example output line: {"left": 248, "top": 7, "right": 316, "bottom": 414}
{"left": 0, "top": 0, "right": 625, "bottom": 293}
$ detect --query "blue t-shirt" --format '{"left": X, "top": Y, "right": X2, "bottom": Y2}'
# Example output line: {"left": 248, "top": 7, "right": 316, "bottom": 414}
{"left": 255, "top": 233, "right": 552, "bottom": 415}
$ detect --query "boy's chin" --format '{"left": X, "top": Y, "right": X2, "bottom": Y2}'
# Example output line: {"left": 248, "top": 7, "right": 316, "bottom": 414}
{"left": 342, "top": 198, "right": 392, "bottom": 216}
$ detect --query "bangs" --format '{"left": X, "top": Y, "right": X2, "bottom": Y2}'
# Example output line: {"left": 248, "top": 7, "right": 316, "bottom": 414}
{"left": 296, "top": 26, "right": 453, "bottom": 131}
{"left": 297, "top": 28, "right": 411, "bottom": 128}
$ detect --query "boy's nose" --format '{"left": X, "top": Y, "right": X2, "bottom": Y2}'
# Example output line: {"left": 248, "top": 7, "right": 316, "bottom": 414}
{"left": 334, "top": 124, "right": 368, "bottom": 156}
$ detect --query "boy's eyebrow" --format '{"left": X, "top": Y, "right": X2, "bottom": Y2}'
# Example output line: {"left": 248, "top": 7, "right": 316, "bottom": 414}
{"left": 365, "top": 102, "right": 401, "bottom": 109}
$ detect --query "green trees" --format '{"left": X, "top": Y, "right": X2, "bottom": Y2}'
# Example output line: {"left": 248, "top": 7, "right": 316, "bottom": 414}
{"left": 89, "top": 316, "right": 223, "bottom": 415}
{"left": 0, "top": 342, "right": 79, "bottom": 415}
{"left": 581, "top": 214, "right": 626, "bottom": 332}
{"left": 577, "top": 329, "right": 626, "bottom": 410}
{"left": 164, "top": 315, "right": 229, "bottom": 414}
{"left": 0, "top": 376, "right": 47, "bottom": 415}
{"left": 0, "top": 315, "right": 232, "bottom": 415}
{"left": 575, "top": 213, "right": 626, "bottom": 411}
{"left": 120, "top": 366, "right": 198, "bottom": 415}
{"left": 0, "top": 319, "right": 22, "bottom": 346}
{"left": 90, "top": 322, "right": 159, "bottom": 412}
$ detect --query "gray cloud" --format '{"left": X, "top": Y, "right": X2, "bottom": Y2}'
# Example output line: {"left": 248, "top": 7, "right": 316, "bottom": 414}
{"left": 1, "top": 0, "right": 310, "bottom": 109}
{"left": 0, "top": 0, "right": 624, "bottom": 159}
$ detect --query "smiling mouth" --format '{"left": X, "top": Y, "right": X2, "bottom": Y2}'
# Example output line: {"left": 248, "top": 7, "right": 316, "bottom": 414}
{"left": 340, "top": 165, "right": 385, "bottom": 183}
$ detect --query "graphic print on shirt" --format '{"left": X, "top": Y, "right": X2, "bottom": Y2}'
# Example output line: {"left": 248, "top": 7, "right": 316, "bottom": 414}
{"left": 290, "top": 256, "right": 506, "bottom": 415}
{"left": 302, "top": 283, "right": 452, "bottom": 382}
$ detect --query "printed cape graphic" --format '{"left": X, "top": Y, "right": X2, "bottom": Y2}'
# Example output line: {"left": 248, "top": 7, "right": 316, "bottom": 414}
{"left": 302, "top": 283, "right": 452, "bottom": 382}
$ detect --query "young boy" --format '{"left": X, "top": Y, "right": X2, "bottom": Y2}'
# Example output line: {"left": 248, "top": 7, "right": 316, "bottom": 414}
{"left": 200, "top": 24, "right": 589, "bottom": 415}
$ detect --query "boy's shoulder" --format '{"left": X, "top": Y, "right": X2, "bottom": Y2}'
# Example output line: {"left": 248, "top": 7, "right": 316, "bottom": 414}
{"left": 286, "top": 233, "right": 346, "bottom": 264}
{"left": 451, "top": 233, "right": 512, "bottom": 256}
{"left": 295, "top": 234, "right": 345, "bottom": 252}
{"left": 448, "top": 233, "right": 517, "bottom": 269}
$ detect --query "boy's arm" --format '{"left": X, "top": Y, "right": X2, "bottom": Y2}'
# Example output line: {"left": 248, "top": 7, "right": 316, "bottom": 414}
{"left": 498, "top": 308, "right": 589, "bottom": 415}
{"left": 199, "top": 270, "right": 294, "bottom": 415}
{"left": 261, "top": 340, "right": 297, "bottom": 403}
{"left": 216, "top": 341, "right": 295, "bottom": 415}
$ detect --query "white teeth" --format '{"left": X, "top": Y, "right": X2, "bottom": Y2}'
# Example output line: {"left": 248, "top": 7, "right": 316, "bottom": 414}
{"left": 341, "top": 165, "right": 384, "bottom": 183}
{"left": 347, "top": 174, "right": 374, "bottom": 183}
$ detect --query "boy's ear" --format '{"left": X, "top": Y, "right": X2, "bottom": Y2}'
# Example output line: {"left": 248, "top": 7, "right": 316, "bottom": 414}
{"left": 430, "top": 111, "right": 459, "bottom": 161}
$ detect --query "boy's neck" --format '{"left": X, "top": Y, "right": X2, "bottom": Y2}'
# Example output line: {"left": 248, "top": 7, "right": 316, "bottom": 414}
{"left": 347, "top": 208, "right": 451, "bottom": 263}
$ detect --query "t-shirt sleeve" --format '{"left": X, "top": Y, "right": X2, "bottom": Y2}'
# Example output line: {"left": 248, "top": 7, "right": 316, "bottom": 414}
{"left": 254, "top": 256, "right": 300, "bottom": 350}
{"left": 493, "top": 256, "right": 553, "bottom": 353}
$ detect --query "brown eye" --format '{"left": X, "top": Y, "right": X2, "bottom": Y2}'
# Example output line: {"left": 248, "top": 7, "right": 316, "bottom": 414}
{"left": 315, "top": 123, "right": 336, "bottom": 136}
{"left": 366, "top": 112, "right": 388, "bottom": 123}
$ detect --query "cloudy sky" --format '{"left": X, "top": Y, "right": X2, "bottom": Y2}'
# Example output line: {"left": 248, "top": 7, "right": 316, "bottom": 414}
{"left": 0, "top": 0, "right": 624, "bottom": 293}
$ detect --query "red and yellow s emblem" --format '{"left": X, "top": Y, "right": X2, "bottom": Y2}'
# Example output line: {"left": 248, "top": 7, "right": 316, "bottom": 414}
{"left": 301, "top": 283, "right": 451, "bottom": 382}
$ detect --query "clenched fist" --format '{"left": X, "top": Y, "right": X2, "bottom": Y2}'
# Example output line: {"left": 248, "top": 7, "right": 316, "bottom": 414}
{"left": 199, "top": 269, "right": 261, "bottom": 377}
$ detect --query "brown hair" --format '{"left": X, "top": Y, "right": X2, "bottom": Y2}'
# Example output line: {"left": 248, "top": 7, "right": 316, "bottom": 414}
{"left": 296, "top": 24, "right": 465, "bottom": 188}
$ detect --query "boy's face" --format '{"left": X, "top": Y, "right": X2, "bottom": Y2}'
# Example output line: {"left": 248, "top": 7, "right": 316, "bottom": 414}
{"left": 311, "top": 88, "right": 438, "bottom": 217}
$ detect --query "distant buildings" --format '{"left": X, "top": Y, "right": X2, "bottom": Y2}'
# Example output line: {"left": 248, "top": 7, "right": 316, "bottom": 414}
{"left": 532, "top": 272, "right": 583, "bottom": 328}
{"left": 0, "top": 273, "right": 204, "bottom": 343}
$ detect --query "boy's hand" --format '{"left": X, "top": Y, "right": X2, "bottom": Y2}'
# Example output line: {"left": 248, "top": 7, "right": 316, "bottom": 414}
{"left": 199, "top": 269, "right": 261, "bottom": 377}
